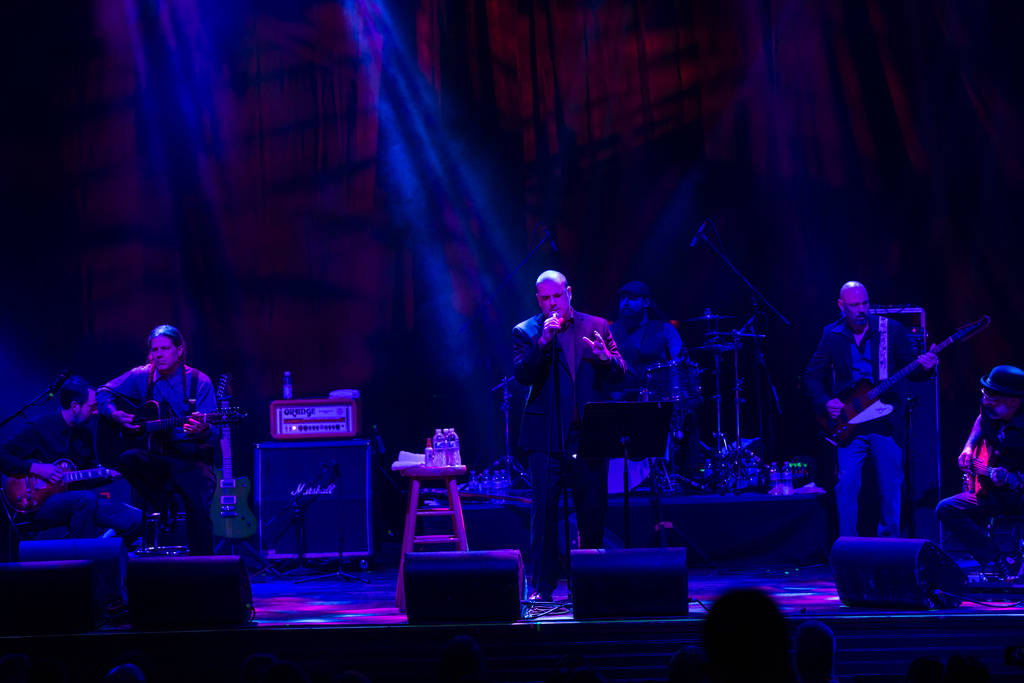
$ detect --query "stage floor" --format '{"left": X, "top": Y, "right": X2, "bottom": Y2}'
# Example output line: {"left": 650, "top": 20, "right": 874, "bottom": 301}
{"left": 248, "top": 561, "right": 1024, "bottom": 627}
{"left": 9, "top": 559, "right": 1024, "bottom": 682}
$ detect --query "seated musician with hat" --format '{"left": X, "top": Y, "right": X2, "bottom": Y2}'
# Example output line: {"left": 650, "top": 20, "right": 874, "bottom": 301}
{"left": 936, "top": 365, "right": 1024, "bottom": 581}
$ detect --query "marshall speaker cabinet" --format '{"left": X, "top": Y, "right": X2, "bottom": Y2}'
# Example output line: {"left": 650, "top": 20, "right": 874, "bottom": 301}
{"left": 255, "top": 440, "right": 372, "bottom": 560}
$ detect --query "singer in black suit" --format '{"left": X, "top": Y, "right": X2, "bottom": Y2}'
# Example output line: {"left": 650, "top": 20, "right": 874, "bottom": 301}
{"left": 513, "top": 270, "right": 626, "bottom": 602}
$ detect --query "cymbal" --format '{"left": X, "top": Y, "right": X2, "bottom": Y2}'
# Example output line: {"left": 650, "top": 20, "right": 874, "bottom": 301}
{"left": 690, "top": 343, "right": 740, "bottom": 354}
{"left": 684, "top": 313, "right": 734, "bottom": 323}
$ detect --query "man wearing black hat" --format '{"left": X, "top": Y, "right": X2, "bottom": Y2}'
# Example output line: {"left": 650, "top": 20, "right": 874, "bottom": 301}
{"left": 936, "top": 365, "right": 1024, "bottom": 580}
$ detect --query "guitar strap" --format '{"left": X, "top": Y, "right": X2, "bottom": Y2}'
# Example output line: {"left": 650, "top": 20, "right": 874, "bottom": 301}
{"left": 878, "top": 317, "right": 889, "bottom": 381}
{"left": 144, "top": 367, "right": 198, "bottom": 412}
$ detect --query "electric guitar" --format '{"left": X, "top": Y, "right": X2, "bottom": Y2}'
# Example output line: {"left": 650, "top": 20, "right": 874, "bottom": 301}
{"left": 819, "top": 316, "right": 990, "bottom": 447}
{"left": 2, "top": 459, "right": 118, "bottom": 513}
{"left": 210, "top": 374, "right": 257, "bottom": 539}
{"left": 962, "top": 441, "right": 1024, "bottom": 494}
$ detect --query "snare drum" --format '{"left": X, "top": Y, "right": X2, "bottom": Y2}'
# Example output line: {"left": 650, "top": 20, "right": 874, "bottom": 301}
{"left": 642, "top": 359, "right": 702, "bottom": 407}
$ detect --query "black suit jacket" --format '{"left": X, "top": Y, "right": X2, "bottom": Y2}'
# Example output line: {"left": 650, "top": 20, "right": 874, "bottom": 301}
{"left": 513, "top": 311, "right": 626, "bottom": 453}
{"left": 804, "top": 314, "right": 930, "bottom": 437}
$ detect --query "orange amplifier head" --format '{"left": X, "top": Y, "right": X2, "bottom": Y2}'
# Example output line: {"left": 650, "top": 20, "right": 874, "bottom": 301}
{"left": 269, "top": 398, "right": 359, "bottom": 440}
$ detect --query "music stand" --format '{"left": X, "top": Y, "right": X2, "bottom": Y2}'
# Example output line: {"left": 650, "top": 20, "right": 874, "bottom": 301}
{"left": 580, "top": 401, "right": 674, "bottom": 548}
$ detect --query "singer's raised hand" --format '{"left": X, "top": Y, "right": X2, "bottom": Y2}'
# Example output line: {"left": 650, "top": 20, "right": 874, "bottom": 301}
{"left": 583, "top": 331, "right": 612, "bottom": 361}
{"left": 538, "top": 312, "right": 563, "bottom": 346}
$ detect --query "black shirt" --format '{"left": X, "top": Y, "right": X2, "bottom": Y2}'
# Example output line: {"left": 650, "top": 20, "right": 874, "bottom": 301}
{"left": 610, "top": 318, "right": 684, "bottom": 397}
{"left": 0, "top": 413, "right": 98, "bottom": 478}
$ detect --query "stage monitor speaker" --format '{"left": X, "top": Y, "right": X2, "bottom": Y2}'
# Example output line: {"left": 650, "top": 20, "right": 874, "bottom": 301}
{"left": 571, "top": 548, "right": 688, "bottom": 619}
{"left": 255, "top": 439, "right": 372, "bottom": 560}
{"left": 403, "top": 550, "right": 523, "bottom": 624}
{"left": 18, "top": 537, "right": 127, "bottom": 609}
{"left": 0, "top": 560, "right": 96, "bottom": 633}
{"left": 829, "top": 537, "right": 966, "bottom": 609}
{"left": 127, "top": 555, "right": 252, "bottom": 629}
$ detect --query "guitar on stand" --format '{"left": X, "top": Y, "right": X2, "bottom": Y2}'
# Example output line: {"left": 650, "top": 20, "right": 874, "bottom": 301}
{"left": 819, "top": 316, "right": 991, "bottom": 447}
{"left": 210, "top": 374, "right": 274, "bottom": 574}
{"left": 211, "top": 374, "right": 256, "bottom": 539}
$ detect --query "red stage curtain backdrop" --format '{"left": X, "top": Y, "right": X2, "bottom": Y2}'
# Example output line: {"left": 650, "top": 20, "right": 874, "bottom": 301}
{"left": 2, "top": 0, "right": 1021, "bottom": 478}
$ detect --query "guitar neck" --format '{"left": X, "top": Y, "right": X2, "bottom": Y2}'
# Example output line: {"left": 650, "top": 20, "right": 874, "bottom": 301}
{"left": 867, "top": 335, "right": 952, "bottom": 401}
{"left": 220, "top": 417, "right": 233, "bottom": 479}
{"left": 144, "top": 412, "right": 216, "bottom": 432}
{"left": 63, "top": 468, "right": 109, "bottom": 483}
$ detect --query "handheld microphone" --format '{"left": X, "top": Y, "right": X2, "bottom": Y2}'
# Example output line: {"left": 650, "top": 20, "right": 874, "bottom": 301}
{"left": 689, "top": 219, "right": 711, "bottom": 248}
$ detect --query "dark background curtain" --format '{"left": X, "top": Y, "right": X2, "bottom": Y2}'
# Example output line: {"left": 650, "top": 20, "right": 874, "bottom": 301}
{"left": 2, "top": 0, "right": 1022, "bottom": 539}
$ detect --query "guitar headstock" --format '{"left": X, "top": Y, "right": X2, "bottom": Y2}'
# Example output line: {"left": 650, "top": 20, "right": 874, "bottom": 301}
{"left": 953, "top": 316, "right": 991, "bottom": 343}
{"left": 211, "top": 406, "right": 248, "bottom": 424}
{"left": 216, "top": 373, "right": 233, "bottom": 403}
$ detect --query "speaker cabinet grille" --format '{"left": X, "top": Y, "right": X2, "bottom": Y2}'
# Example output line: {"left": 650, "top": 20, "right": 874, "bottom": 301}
{"left": 255, "top": 440, "right": 372, "bottom": 559}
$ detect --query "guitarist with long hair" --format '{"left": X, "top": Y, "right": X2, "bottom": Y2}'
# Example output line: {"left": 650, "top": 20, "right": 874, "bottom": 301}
{"left": 97, "top": 324, "right": 219, "bottom": 555}
{"left": 936, "top": 365, "right": 1024, "bottom": 581}
{"left": 804, "top": 281, "right": 937, "bottom": 538}
{"left": 0, "top": 376, "right": 141, "bottom": 540}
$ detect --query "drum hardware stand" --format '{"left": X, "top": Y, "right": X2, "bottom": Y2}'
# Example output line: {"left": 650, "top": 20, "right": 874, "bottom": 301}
{"left": 491, "top": 375, "right": 531, "bottom": 490}
{"left": 691, "top": 218, "right": 791, "bottom": 489}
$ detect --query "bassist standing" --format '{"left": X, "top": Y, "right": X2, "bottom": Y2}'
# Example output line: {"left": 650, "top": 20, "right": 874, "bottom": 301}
{"left": 936, "top": 365, "right": 1024, "bottom": 581}
{"left": 804, "top": 281, "right": 938, "bottom": 538}
{"left": 97, "top": 324, "right": 218, "bottom": 555}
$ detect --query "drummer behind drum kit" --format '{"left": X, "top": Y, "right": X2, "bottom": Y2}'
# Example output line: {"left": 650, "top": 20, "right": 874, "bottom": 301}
{"left": 639, "top": 308, "right": 776, "bottom": 493}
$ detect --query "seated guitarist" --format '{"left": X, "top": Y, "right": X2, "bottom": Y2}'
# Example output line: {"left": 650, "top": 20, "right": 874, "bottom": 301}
{"left": 0, "top": 376, "right": 141, "bottom": 540}
{"left": 804, "top": 281, "right": 937, "bottom": 538}
{"left": 97, "top": 324, "right": 218, "bottom": 556}
{"left": 936, "top": 365, "right": 1024, "bottom": 581}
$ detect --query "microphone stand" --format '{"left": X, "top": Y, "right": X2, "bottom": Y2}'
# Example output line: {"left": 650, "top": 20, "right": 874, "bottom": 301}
{"left": 458, "top": 228, "right": 557, "bottom": 335}
{"left": 490, "top": 376, "right": 531, "bottom": 488}
{"left": 694, "top": 226, "right": 790, "bottom": 327}
{"left": 0, "top": 372, "right": 69, "bottom": 429}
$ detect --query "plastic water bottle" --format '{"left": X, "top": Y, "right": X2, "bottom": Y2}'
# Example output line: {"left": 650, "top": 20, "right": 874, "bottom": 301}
{"left": 432, "top": 430, "right": 444, "bottom": 466}
{"left": 769, "top": 463, "right": 780, "bottom": 496}
{"left": 500, "top": 468, "right": 512, "bottom": 495}
{"left": 481, "top": 469, "right": 492, "bottom": 495}
{"left": 425, "top": 445, "right": 435, "bottom": 467}
{"left": 283, "top": 371, "right": 293, "bottom": 399}
{"left": 450, "top": 429, "right": 461, "bottom": 466}
{"left": 781, "top": 463, "right": 794, "bottom": 496}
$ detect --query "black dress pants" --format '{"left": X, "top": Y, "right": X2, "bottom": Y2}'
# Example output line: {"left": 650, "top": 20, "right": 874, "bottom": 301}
{"left": 528, "top": 440, "right": 609, "bottom": 596}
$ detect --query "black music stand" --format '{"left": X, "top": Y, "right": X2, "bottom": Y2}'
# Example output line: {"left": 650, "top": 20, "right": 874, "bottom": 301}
{"left": 580, "top": 401, "right": 673, "bottom": 548}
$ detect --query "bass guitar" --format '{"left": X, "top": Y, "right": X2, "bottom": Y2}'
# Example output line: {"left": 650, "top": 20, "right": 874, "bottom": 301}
{"left": 2, "top": 459, "right": 118, "bottom": 513}
{"left": 819, "top": 316, "right": 990, "bottom": 447}
{"left": 210, "top": 374, "right": 257, "bottom": 539}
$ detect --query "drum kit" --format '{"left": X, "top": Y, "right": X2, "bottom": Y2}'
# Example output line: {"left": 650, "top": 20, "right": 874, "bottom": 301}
{"left": 640, "top": 308, "right": 770, "bottom": 493}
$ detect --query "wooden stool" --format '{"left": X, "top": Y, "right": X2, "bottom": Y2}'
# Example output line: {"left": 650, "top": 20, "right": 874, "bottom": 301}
{"left": 396, "top": 465, "right": 468, "bottom": 610}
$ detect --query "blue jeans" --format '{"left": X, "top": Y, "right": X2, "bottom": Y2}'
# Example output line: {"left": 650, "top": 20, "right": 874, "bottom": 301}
{"left": 34, "top": 490, "right": 142, "bottom": 540}
{"left": 836, "top": 433, "right": 903, "bottom": 537}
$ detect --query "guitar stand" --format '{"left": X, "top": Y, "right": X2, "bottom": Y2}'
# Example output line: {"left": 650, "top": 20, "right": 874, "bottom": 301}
{"left": 215, "top": 536, "right": 282, "bottom": 578}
